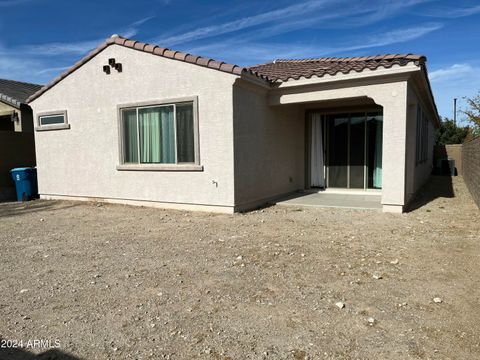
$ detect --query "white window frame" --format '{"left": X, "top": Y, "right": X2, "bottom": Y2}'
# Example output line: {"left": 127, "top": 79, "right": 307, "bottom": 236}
{"left": 116, "top": 96, "right": 202, "bottom": 172}
{"left": 36, "top": 110, "right": 70, "bottom": 131}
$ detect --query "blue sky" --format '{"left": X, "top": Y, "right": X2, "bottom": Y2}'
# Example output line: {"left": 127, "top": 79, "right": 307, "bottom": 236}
{"left": 0, "top": 0, "right": 479, "bottom": 122}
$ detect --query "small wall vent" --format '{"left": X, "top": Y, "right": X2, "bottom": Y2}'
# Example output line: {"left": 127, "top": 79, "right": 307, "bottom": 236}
{"left": 103, "top": 58, "right": 122, "bottom": 74}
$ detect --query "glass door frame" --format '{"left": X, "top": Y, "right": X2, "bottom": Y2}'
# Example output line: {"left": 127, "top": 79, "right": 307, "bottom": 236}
{"left": 306, "top": 107, "right": 383, "bottom": 191}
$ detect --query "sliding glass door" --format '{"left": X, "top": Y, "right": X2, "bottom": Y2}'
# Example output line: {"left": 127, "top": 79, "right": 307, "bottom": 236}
{"left": 349, "top": 113, "right": 366, "bottom": 189}
{"left": 322, "top": 111, "right": 382, "bottom": 190}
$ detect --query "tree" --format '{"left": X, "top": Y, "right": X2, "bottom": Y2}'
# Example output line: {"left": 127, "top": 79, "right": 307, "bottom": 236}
{"left": 435, "top": 117, "right": 469, "bottom": 144}
{"left": 463, "top": 92, "right": 480, "bottom": 135}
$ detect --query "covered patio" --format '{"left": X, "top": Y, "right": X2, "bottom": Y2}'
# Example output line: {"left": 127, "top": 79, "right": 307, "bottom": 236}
{"left": 266, "top": 72, "right": 414, "bottom": 213}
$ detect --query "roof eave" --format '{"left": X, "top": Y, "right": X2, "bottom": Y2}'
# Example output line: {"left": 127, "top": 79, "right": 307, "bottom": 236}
{"left": 272, "top": 62, "right": 422, "bottom": 88}
{"left": 0, "top": 94, "right": 21, "bottom": 108}
{"left": 419, "top": 65, "right": 441, "bottom": 128}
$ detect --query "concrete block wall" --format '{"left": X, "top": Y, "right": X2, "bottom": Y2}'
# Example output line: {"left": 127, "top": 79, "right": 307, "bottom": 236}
{"left": 434, "top": 144, "right": 463, "bottom": 175}
{"left": 463, "top": 136, "right": 480, "bottom": 208}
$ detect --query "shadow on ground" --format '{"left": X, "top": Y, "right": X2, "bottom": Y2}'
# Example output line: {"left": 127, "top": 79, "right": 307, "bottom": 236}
{"left": 0, "top": 200, "right": 80, "bottom": 219}
{"left": 0, "top": 347, "right": 81, "bottom": 360}
{"left": 407, "top": 175, "right": 455, "bottom": 212}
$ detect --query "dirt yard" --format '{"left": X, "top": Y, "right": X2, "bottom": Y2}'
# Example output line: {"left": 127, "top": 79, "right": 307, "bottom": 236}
{"left": 0, "top": 176, "right": 479, "bottom": 360}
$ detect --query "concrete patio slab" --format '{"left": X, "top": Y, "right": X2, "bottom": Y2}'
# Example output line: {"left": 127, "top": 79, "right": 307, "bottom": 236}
{"left": 275, "top": 191, "right": 382, "bottom": 210}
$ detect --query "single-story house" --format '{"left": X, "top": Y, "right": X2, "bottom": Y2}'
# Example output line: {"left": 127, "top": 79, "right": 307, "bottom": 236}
{"left": 0, "top": 79, "right": 41, "bottom": 199}
{"left": 27, "top": 35, "right": 439, "bottom": 213}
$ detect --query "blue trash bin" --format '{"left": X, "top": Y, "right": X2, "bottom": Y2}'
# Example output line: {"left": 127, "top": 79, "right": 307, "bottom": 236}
{"left": 10, "top": 167, "right": 38, "bottom": 202}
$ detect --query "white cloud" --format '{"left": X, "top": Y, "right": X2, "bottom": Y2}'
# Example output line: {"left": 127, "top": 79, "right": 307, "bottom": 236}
{"left": 155, "top": 0, "right": 335, "bottom": 46}
{"left": 130, "top": 15, "right": 156, "bottom": 27}
{"left": 0, "top": 14, "right": 156, "bottom": 82}
{"left": 425, "top": 5, "right": 480, "bottom": 18}
{"left": 20, "top": 39, "right": 102, "bottom": 56}
{"left": 35, "top": 66, "right": 70, "bottom": 75}
{"left": 185, "top": 23, "right": 443, "bottom": 66}
{"left": 429, "top": 63, "right": 475, "bottom": 81}
{"left": 429, "top": 63, "right": 480, "bottom": 120}
{"left": 186, "top": 42, "right": 321, "bottom": 65}
{"left": 154, "top": 0, "right": 433, "bottom": 47}
{"left": 0, "top": 1, "right": 443, "bottom": 87}
{"left": 157, "top": 0, "right": 433, "bottom": 46}
{"left": 329, "top": 23, "right": 443, "bottom": 54}
{"left": 0, "top": 53, "right": 43, "bottom": 83}
{"left": 17, "top": 15, "right": 155, "bottom": 56}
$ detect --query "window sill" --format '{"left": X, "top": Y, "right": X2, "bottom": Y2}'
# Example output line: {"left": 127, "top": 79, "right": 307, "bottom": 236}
{"left": 35, "top": 124, "right": 70, "bottom": 131}
{"left": 116, "top": 164, "right": 204, "bottom": 172}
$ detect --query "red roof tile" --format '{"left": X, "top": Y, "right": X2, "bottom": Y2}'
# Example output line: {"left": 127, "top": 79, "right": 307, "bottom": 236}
{"left": 26, "top": 35, "right": 427, "bottom": 103}
{"left": 248, "top": 54, "right": 426, "bottom": 82}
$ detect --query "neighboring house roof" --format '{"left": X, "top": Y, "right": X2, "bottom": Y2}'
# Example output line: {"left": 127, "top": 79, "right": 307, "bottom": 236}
{"left": 0, "top": 78, "right": 42, "bottom": 108}
{"left": 248, "top": 54, "right": 426, "bottom": 82}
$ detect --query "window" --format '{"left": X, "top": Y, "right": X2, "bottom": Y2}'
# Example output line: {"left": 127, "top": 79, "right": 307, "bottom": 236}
{"left": 415, "top": 105, "right": 429, "bottom": 165}
{"left": 36, "top": 110, "right": 69, "bottom": 131}
{"left": 40, "top": 114, "right": 65, "bottom": 125}
{"left": 119, "top": 98, "right": 200, "bottom": 170}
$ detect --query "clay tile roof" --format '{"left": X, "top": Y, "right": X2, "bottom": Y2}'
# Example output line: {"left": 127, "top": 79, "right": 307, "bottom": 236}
{"left": 26, "top": 35, "right": 428, "bottom": 103}
{"left": 153, "top": 47, "right": 166, "bottom": 56}
{"left": 134, "top": 42, "right": 146, "bottom": 51}
{"left": 209, "top": 60, "right": 223, "bottom": 70}
{"left": 196, "top": 57, "right": 209, "bottom": 67}
{"left": 27, "top": 35, "right": 270, "bottom": 103}
{"left": 145, "top": 45, "right": 154, "bottom": 52}
{"left": 174, "top": 52, "right": 188, "bottom": 61}
{"left": 185, "top": 54, "right": 199, "bottom": 63}
{"left": 0, "top": 78, "right": 42, "bottom": 108}
{"left": 248, "top": 54, "right": 426, "bottom": 81}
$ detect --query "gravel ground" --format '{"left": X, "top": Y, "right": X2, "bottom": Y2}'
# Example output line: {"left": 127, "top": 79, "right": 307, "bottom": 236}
{"left": 0, "top": 176, "right": 479, "bottom": 360}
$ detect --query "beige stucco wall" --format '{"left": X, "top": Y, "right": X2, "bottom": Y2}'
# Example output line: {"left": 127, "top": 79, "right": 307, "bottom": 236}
{"left": 30, "top": 44, "right": 238, "bottom": 211}
{"left": 232, "top": 80, "right": 304, "bottom": 209}
{"left": 405, "top": 83, "right": 436, "bottom": 203}
{"left": 269, "top": 77, "right": 411, "bottom": 210}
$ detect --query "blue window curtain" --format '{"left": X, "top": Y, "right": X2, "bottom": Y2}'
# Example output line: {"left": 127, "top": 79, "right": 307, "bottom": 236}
{"left": 122, "top": 102, "right": 196, "bottom": 165}
{"left": 122, "top": 109, "right": 138, "bottom": 163}
{"left": 139, "top": 106, "right": 175, "bottom": 164}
